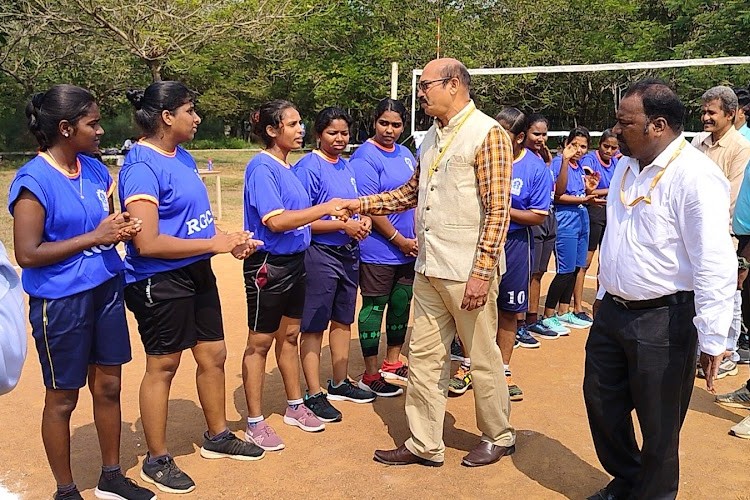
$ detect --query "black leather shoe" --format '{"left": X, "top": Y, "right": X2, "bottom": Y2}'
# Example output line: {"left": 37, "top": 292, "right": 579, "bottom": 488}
{"left": 461, "top": 440, "right": 515, "bottom": 467}
{"left": 373, "top": 444, "right": 443, "bottom": 467}
{"left": 587, "top": 485, "right": 625, "bottom": 500}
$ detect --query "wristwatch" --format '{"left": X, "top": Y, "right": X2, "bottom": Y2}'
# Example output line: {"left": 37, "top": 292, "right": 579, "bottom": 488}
{"left": 739, "top": 256, "right": 750, "bottom": 270}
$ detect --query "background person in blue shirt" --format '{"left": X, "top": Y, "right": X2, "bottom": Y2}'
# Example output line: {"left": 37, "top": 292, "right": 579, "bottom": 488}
{"left": 349, "top": 98, "right": 417, "bottom": 398}
{"left": 8, "top": 85, "right": 152, "bottom": 500}
{"left": 241, "top": 100, "right": 347, "bottom": 452}
{"left": 578, "top": 129, "right": 618, "bottom": 312}
{"left": 120, "top": 81, "right": 265, "bottom": 495}
{"left": 542, "top": 127, "right": 602, "bottom": 333}
{"left": 294, "top": 107, "right": 376, "bottom": 424}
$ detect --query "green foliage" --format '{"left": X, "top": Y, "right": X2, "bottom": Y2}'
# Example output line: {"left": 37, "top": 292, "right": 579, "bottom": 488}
{"left": 1, "top": 0, "right": 750, "bottom": 150}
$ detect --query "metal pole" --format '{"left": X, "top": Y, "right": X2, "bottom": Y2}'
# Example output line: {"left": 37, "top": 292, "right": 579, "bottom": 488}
{"left": 390, "top": 62, "right": 398, "bottom": 99}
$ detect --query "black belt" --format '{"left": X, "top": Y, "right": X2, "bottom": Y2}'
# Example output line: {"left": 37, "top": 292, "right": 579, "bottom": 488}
{"left": 608, "top": 291, "right": 694, "bottom": 310}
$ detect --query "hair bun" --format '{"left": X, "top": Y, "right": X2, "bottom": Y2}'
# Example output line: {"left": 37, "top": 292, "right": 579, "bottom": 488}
{"left": 126, "top": 89, "right": 144, "bottom": 110}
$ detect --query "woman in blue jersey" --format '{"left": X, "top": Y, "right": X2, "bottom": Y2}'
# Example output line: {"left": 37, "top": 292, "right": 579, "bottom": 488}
{"left": 494, "top": 107, "right": 553, "bottom": 400}
{"left": 349, "top": 98, "right": 417, "bottom": 397}
{"left": 541, "top": 127, "right": 602, "bottom": 333}
{"left": 574, "top": 129, "right": 618, "bottom": 320}
{"left": 241, "top": 100, "right": 347, "bottom": 451}
{"left": 522, "top": 115, "right": 560, "bottom": 340}
{"left": 294, "top": 107, "right": 376, "bottom": 423}
{"left": 120, "top": 81, "right": 265, "bottom": 495}
{"left": 448, "top": 108, "right": 555, "bottom": 399}
{"left": 9, "top": 85, "right": 154, "bottom": 500}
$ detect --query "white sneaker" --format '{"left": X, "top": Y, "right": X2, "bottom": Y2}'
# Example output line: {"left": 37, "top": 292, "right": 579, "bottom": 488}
{"left": 730, "top": 414, "right": 750, "bottom": 439}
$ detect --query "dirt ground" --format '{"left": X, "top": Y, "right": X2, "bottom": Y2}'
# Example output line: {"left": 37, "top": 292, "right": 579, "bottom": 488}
{"left": 1, "top": 254, "right": 748, "bottom": 500}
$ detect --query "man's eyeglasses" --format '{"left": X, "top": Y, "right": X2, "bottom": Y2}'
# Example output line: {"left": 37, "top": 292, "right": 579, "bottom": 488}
{"left": 417, "top": 77, "right": 453, "bottom": 93}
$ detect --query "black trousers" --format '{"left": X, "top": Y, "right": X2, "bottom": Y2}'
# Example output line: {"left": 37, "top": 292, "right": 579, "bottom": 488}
{"left": 583, "top": 294, "right": 697, "bottom": 500}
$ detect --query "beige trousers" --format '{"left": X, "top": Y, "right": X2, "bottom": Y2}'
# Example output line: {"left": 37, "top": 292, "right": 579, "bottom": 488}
{"left": 403, "top": 273, "right": 515, "bottom": 462}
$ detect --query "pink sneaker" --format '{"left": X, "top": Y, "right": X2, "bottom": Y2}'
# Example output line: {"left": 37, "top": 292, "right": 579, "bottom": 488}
{"left": 245, "top": 420, "right": 285, "bottom": 451}
{"left": 380, "top": 362, "right": 408, "bottom": 382}
{"left": 283, "top": 405, "right": 326, "bottom": 432}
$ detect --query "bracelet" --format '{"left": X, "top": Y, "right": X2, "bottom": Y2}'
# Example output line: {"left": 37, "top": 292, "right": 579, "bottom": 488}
{"left": 739, "top": 256, "right": 750, "bottom": 270}
{"left": 387, "top": 230, "right": 399, "bottom": 242}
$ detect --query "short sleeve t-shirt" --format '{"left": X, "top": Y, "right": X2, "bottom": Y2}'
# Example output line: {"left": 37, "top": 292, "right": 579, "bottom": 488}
{"left": 8, "top": 153, "right": 123, "bottom": 298}
{"left": 508, "top": 148, "right": 554, "bottom": 232}
{"left": 119, "top": 141, "right": 216, "bottom": 283}
{"left": 551, "top": 155, "right": 586, "bottom": 202}
{"left": 580, "top": 150, "right": 617, "bottom": 190}
{"left": 351, "top": 140, "right": 417, "bottom": 265}
{"left": 244, "top": 151, "right": 311, "bottom": 255}
{"left": 293, "top": 150, "right": 359, "bottom": 247}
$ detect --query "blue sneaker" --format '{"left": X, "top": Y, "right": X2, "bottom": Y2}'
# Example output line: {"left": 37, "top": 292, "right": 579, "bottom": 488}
{"left": 541, "top": 316, "right": 570, "bottom": 336}
{"left": 527, "top": 320, "right": 560, "bottom": 339}
{"left": 558, "top": 311, "right": 592, "bottom": 329}
{"left": 515, "top": 326, "right": 540, "bottom": 348}
{"left": 575, "top": 311, "right": 595, "bottom": 324}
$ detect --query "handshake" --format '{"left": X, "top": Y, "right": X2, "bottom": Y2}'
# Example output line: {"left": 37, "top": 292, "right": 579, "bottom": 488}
{"left": 325, "top": 198, "right": 362, "bottom": 220}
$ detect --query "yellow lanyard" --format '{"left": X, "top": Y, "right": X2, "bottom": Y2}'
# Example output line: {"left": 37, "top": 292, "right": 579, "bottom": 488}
{"left": 427, "top": 104, "right": 476, "bottom": 177}
{"left": 619, "top": 140, "right": 686, "bottom": 207}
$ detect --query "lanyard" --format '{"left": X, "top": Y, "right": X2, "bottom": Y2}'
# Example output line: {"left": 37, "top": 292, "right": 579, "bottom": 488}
{"left": 427, "top": 104, "right": 476, "bottom": 177}
{"left": 619, "top": 140, "right": 686, "bottom": 207}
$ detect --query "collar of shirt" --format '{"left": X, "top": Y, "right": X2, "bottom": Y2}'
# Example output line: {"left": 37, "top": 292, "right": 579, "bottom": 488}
{"left": 624, "top": 134, "right": 684, "bottom": 178}
{"left": 700, "top": 125, "right": 741, "bottom": 149}
{"left": 435, "top": 100, "right": 475, "bottom": 139}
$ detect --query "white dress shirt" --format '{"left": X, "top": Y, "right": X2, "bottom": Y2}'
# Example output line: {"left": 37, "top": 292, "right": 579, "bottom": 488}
{"left": 597, "top": 135, "right": 737, "bottom": 356}
{"left": 0, "top": 241, "right": 26, "bottom": 395}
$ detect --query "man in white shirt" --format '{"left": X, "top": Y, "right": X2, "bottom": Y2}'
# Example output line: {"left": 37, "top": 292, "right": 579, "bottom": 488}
{"left": 584, "top": 80, "right": 736, "bottom": 500}
{"left": 0, "top": 241, "right": 26, "bottom": 395}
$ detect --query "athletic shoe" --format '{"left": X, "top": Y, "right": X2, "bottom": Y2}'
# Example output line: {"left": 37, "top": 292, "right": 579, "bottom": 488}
{"left": 95, "top": 472, "right": 155, "bottom": 500}
{"left": 515, "top": 326, "right": 540, "bottom": 349}
{"left": 245, "top": 420, "right": 285, "bottom": 451}
{"left": 696, "top": 358, "right": 739, "bottom": 379}
{"left": 327, "top": 379, "right": 377, "bottom": 403}
{"left": 575, "top": 311, "right": 594, "bottom": 323}
{"left": 513, "top": 338, "right": 520, "bottom": 349}
{"left": 541, "top": 316, "right": 570, "bottom": 336}
{"left": 557, "top": 311, "right": 593, "bottom": 329}
{"left": 358, "top": 376, "right": 403, "bottom": 397}
{"left": 284, "top": 403, "right": 326, "bottom": 431}
{"left": 448, "top": 367, "right": 472, "bottom": 395}
{"left": 55, "top": 491, "right": 83, "bottom": 500}
{"left": 304, "top": 392, "right": 341, "bottom": 422}
{"left": 730, "top": 414, "right": 750, "bottom": 439}
{"left": 506, "top": 374, "right": 523, "bottom": 402}
{"left": 380, "top": 362, "right": 409, "bottom": 382}
{"left": 140, "top": 455, "right": 196, "bottom": 494}
{"left": 450, "top": 337, "right": 465, "bottom": 361}
{"left": 527, "top": 319, "right": 560, "bottom": 339}
{"left": 715, "top": 384, "right": 750, "bottom": 409}
{"left": 738, "top": 332, "right": 749, "bottom": 364}
{"left": 200, "top": 431, "right": 265, "bottom": 461}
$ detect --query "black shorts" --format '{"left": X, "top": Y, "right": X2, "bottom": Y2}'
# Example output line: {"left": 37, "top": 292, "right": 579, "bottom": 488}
{"left": 124, "top": 259, "right": 224, "bottom": 355}
{"left": 532, "top": 210, "right": 557, "bottom": 274}
{"left": 587, "top": 205, "right": 606, "bottom": 252}
{"left": 244, "top": 251, "right": 306, "bottom": 333}
{"left": 359, "top": 262, "right": 416, "bottom": 297}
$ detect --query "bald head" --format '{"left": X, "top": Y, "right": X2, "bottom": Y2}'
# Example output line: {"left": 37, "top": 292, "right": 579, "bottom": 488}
{"left": 424, "top": 58, "right": 471, "bottom": 92}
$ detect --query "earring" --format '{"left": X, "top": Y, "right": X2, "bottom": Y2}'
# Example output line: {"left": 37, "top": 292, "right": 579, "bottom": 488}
{"left": 63, "top": 133, "right": 69, "bottom": 137}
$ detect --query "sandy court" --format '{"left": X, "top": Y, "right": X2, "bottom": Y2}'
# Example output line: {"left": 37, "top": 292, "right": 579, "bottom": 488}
{"left": 0, "top": 253, "right": 748, "bottom": 499}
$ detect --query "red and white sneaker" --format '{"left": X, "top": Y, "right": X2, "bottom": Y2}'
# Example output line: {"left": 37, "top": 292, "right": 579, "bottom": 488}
{"left": 380, "top": 361, "right": 408, "bottom": 382}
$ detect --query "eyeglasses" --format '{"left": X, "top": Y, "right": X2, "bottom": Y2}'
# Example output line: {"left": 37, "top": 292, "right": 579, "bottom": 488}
{"left": 619, "top": 140, "right": 685, "bottom": 207}
{"left": 417, "top": 77, "right": 453, "bottom": 93}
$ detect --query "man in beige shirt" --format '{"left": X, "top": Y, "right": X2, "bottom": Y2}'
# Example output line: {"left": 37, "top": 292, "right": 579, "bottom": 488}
{"left": 691, "top": 85, "right": 750, "bottom": 380}
{"left": 691, "top": 85, "right": 750, "bottom": 217}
